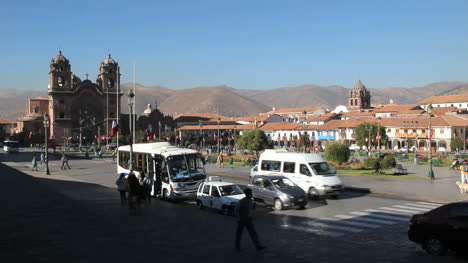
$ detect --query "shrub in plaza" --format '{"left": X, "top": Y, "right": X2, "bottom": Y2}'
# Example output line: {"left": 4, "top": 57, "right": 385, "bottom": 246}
{"left": 364, "top": 157, "right": 380, "bottom": 170}
{"left": 380, "top": 154, "right": 396, "bottom": 169}
{"left": 324, "top": 141, "right": 350, "bottom": 165}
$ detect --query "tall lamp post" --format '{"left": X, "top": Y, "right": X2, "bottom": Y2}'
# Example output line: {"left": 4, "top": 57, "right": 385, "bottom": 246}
{"left": 365, "top": 123, "right": 372, "bottom": 155}
{"left": 377, "top": 117, "right": 381, "bottom": 157}
{"left": 128, "top": 90, "right": 135, "bottom": 171}
{"left": 303, "top": 110, "right": 307, "bottom": 153}
{"left": 199, "top": 120, "right": 203, "bottom": 150}
{"left": 217, "top": 117, "right": 220, "bottom": 153}
{"left": 43, "top": 113, "right": 50, "bottom": 175}
{"left": 427, "top": 104, "right": 435, "bottom": 179}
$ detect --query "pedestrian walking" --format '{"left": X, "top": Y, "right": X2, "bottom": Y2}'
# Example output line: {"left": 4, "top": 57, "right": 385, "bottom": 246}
{"left": 217, "top": 153, "right": 224, "bottom": 168}
{"left": 127, "top": 172, "right": 140, "bottom": 215}
{"left": 112, "top": 149, "right": 117, "bottom": 162}
{"left": 143, "top": 172, "right": 153, "bottom": 203}
{"left": 235, "top": 188, "right": 265, "bottom": 252}
{"left": 461, "top": 159, "right": 468, "bottom": 184}
{"left": 31, "top": 156, "right": 38, "bottom": 171}
{"left": 115, "top": 173, "right": 128, "bottom": 207}
{"left": 98, "top": 149, "right": 103, "bottom": 159}
{"left": 61, "top": 153, "right": 71, "bottom": 170}
{"left": 40, "top": 152, "right": 45, "bottom": 165}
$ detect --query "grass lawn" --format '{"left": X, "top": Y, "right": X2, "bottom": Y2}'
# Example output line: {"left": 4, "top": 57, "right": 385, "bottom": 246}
{"left": 337, "top": 169, "right": 424, "bottom": 180}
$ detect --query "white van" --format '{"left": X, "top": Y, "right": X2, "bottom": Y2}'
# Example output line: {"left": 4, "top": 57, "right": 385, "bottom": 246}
{"left": 257, "top": 149, "right": 344, "bottom": 199}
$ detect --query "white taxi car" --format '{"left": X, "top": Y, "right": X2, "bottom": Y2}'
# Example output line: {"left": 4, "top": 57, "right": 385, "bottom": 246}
{"left": 196, "top": 176, "right": 245, "bottom": 215}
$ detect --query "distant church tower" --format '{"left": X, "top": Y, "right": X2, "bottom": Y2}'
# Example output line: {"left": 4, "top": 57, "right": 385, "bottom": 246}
{"left": 348, "top": 80, "right": 371, "bottom": 110}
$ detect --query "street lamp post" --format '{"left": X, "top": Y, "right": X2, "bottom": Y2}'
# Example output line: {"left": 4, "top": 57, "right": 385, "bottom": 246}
{"left": 128, "top": 90, "right": 135, "bottom": 171}
{"left": 365, "top": 123, "right": 372, "bottom": 155}
{"left": 43, "top": 113, "right": 50, "bottom": 175}
{"left": 303, "top": 110, "right": 307, "bottom": 153}
{"left": 199, "top": 120, "right": 203, "bottom": 150}
{"left": 427, "top": 104, "right": 435, "bottom": 179}
{"left": 217, "top": 118, "right": 220, "bottom": 153}
{"left": 377, "top": 117, "right": 381, "bottom": 157}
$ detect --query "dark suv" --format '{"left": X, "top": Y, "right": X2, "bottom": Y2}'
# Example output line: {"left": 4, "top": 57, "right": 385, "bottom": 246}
{"left": 408, "top": 201, "right": 468, "bottom": 256}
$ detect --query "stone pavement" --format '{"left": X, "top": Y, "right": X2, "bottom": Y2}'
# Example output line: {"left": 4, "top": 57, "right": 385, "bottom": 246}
{"left": 0, "top": 151, "right": 461, "bottom": 263}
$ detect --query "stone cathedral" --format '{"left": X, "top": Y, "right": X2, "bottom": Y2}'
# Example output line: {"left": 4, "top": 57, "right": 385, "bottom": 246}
{"left": 46, "top": 51, "right": 123, "bottom": 140}
{"left": 348, "top": 80, "right": 371, "bottom": 110}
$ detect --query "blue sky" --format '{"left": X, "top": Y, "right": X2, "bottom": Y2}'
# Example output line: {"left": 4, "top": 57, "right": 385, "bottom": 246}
{"left": 1, "top": 0, "right": 467, "bottom": 91}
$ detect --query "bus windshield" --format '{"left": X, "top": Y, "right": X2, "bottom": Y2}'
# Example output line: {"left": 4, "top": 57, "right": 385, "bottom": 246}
{"left": 167, "top": 154, "right": 206, "bottom": 182}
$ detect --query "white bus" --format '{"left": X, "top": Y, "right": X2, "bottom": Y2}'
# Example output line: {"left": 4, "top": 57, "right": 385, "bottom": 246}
{"left": 117, "top": 142, "right": 206, "bottom": 199}
{"left": 3, "top": 140, "right": 20, "bottom": 153}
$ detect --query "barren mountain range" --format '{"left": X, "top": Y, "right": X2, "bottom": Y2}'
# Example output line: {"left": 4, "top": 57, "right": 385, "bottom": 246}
{"left": 1, "top": 81, "right": 467, "bottom": 121}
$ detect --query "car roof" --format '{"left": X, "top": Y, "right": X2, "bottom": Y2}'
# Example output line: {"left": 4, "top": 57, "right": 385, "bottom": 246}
{"left": 253, "top": 175, "right": 287, "bottom": 180}
{"left": 203, "top": 181, "right": 238, "bottom": 187}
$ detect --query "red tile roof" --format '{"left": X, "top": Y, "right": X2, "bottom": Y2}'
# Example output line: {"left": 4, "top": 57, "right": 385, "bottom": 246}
{"left": 0, "top": 118, "right": 14, "bottom": 124}
{"left": 270, "top": 107, "right": 320, "bottom": 114}
{"left": 375, "top": 104, "right": 421, "bottom": 113}
{"left": 259, "top": 123, "right": 301, "bottom": 131}
{"left": 173, "top": 113, "right": 230, "bottom": 122}
{"left": 419, "top": 94, "right": 468, "bottom": 104}
{"left": 178, "top": 124, "right": 251, "bottom": 130}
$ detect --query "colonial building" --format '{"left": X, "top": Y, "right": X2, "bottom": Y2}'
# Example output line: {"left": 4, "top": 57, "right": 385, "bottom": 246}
{"left": 17, "top": 51, "right": 123, "bottom": 143}
{"left": 348, "top": 80, "right": 371, "bottom": 110}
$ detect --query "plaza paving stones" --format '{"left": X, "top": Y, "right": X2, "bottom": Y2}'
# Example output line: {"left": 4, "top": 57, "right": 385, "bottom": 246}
{"left": 279, "top": 201, "right": 443, "bottom": 238}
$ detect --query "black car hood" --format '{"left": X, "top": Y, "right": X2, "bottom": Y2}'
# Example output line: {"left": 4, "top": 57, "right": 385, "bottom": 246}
{"left": 279, "top": 186, "right": 306, "bottom": 197}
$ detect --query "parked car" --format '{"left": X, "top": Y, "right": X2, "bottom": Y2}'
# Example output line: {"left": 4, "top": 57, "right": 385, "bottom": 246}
{"left": 249, "top": 175, "right": 307, "bottom": 210}
{"left": 196, "top": 176, "right": 245, "bottom": 215}
{"left": 408, "top": 201, "right": 468, "bottom": 256}
{"left": 399, "top": 146, "right": 416, "bottom": 153}
{"left": 349, "top": 144, "right": 361, "bottom": 151}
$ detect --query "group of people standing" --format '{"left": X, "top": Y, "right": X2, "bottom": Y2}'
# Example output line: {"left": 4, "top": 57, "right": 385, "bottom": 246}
{"left": 115, "top": 171, "right": 154, "bottom": 215}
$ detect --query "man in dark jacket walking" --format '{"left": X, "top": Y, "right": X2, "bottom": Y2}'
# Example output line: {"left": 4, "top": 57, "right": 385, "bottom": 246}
{"left": 235, "top": 188, "right": 265, "bottom": 252}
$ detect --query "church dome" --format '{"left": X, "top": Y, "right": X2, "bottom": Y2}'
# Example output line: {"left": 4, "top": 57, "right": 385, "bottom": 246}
{"left": 101, "top": 54, "right": 116, "bottom": 65}
{"left": 143, "top": 104, "right": 152, "bottom": 116}
{"left": 353, "top": 80, "right": 366, "bottom": 90}
{"left": 51, "top": 51, "right": 68, "bottom": 64}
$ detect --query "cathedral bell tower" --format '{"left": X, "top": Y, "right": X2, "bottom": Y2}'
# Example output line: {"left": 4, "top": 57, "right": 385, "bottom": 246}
{"left": 98, "top": 54, "right": 119, "bottom": 91}
{"left": 49, "top": 51, "right": 72, "bottom": 90}
{"left": 348, "top": 80, "right": 371, "bottom": 110}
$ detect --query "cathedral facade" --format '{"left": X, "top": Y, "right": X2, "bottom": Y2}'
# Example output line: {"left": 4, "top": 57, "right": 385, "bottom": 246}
{"left": 348, "top": 80, "right": 371, "bottom": 110}
{"left": 18, "top": 51, "right": 123, "bottom": 143}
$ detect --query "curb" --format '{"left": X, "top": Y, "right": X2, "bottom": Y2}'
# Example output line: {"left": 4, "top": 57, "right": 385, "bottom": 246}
{"left": 345, "top": 185, "right": 453, "bottom": 203}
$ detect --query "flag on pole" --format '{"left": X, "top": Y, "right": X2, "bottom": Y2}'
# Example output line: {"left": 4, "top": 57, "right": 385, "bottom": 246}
{"left": 110, "top": 120, "right": 119, "bottom": 137}
{"left": 48, "top": 134, "right": 56, "bottom": 143}
{"left": 28, "top": 131, "right": 33, "bottom": 139}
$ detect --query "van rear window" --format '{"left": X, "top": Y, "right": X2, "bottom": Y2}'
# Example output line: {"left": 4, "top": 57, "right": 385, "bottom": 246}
{"left": 261, "top": 160, "right": 281, "bottom": 172}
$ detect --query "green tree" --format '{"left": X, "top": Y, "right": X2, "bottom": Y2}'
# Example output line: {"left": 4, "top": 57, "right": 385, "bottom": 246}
{"left": 181, "top": 133, "right": 202, "bottom": 147}
{"left": 355, "top": 122, "right": 387, "bottom": 150}
{"left": 451, "top": 137, "right": 464, "bottom": 151}
{"left": 325, "top": 141, "right": 350, "bottom": 164}
{"left": 236, "top": 129, "right": 273, "bottom": 157}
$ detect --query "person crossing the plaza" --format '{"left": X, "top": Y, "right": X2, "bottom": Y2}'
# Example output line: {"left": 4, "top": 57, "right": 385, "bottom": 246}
{"left": 61, "top": 153, "right": 71, "bottom": 170}
{"left": 112, "top": 149, "right": 117, "bottom": 162}
{"left": 31, "top": 156, "right": 38, "bottom": 171}
{"left": 127, "top": 171, "right": 141, "bottom": 215}
{"left": 217, "top": 152, "right": 224, "bottom": 168}
{"left": 115, "top": 173, "right": 128, "bottom": 207}
{"left": 235, "top": 188, "right": 266, "bottom": 252}
{"left": 40, "top": 152, "right": 45, "bottom": 165}
{"left": 461, "top": 159, "right": 468, "bottom": 184}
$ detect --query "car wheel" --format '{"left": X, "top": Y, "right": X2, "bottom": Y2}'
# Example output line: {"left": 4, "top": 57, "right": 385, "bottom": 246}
{"left": 424, "top": 236, "right": 447, "bottom": 256}
{"left": 274, "top": 199, "right": 283, "bottom": 211}
{"left": 222, "top": 206, "right": 230, "bottom": 216}
{"left": 308, "top": 188, "right": 319, "bottom": 200}
{"left": 197, "top": 200, "right": 204, "bottom": 210}
{"left": 330, "top": 194, "right": 339, "bottom": 199}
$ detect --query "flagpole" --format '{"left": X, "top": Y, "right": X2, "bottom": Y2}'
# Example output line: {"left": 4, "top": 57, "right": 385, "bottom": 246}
{"left": 106, "top": 75, "right": 109, "bottom": 147}
{"left": 133, "top": 63, "right": 136, "bottom": 144}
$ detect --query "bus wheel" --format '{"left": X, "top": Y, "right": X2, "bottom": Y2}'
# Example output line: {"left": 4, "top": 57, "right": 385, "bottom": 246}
{"left": 162, "top": 189, "right": 170, "bottom": 200}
